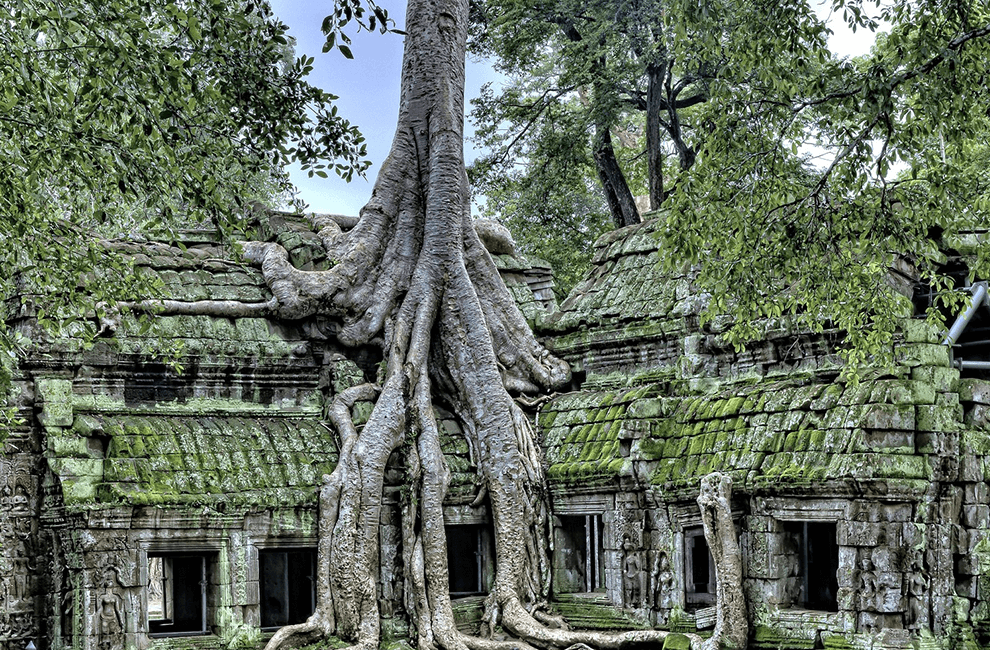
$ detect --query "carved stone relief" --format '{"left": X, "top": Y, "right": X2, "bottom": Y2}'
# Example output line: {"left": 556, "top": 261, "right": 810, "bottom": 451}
{"left": 651, "top": 549, "right": 675, "bottom": 610}
{"left": 907, "top": 558, "right": 930, "bottom": 630}
{"left": 93, "top": 555, "right": 128, "bottom": 649}
{"left": 621, "top": 535, "right": 646, "bottom": 608}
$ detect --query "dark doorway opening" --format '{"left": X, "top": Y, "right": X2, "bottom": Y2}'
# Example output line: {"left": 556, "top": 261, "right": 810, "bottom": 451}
{"left": 554, "top": 514, "right": 605, "bottom": 594}
{"left": 783, "top": 521, "right": 839, "bottom": 611}
{"left": 148, "top": 554, "right": 208, "bottom": 636}
{"left": 260, "top": 549, "right": 317, "bottom": 629}
{"left": 684, "top": 526, "right": 715, "bottom": 608}
{"left": 446, "top": 525, "right": 492, "bottom": 596}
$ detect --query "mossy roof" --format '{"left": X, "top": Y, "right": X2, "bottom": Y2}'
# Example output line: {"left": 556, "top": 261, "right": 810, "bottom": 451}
{"left": 540, "top": 373, "right": 941, "bottom": 494}
{"left": 540, "top": 386, "right": 653, "bottom": 485}
{"left": 47, "top": 407, "right": 487, "bottom": 509}
{"left": 61, "top": 415, "right": 339, "bottom": 508}
{"left": 541, "top": 219, "right": 691, "bottom": 337}
{"left": 39, "top": 214, "right": 554, "bottom": 356}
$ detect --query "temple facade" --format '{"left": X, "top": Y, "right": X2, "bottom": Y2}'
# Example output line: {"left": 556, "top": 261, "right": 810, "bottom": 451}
{"left": 2, "top": 213, "right": 988, "bottom": 650}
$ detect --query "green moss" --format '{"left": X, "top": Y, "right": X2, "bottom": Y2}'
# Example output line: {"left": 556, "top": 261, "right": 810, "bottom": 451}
{"left": 661, "top": 634, "right": 692, "bottom": 650}
{"left": 552, "top": 594, "right": 648, "bottom": 630}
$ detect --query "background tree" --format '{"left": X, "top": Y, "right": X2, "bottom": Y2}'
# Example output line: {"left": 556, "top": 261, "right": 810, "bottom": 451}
{"left": 468, "top": 0, "right": 832, "bottom": 285}
{"left": 660, "top": 0, "right": 990, "bottom": 362}
{"left": 469, "top": 90, "right": 613, "bottom": 296}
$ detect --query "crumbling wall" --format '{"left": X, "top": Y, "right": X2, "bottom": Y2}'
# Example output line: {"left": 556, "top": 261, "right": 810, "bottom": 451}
{"left": 0, "top": 372, "right": 42, "bottom": 650}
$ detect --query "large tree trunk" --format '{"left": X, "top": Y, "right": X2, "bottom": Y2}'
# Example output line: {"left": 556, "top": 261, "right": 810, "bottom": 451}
{"left": 593, "top": 128, "right": 641, "bottom": 229}
{"left": 132, "top": 1, "right": 745, "bottom": 647}
{"left": 646, "top": 62, "right": 667, "bottom": 211}
{"left": 698, "top": 473, "right": 748, "bottom": 650}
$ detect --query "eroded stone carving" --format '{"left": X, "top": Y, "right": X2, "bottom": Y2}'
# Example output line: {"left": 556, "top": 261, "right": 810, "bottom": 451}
{"left": 907, "top": 559, "right": 930, "bottom": 629}
{"left": 621, "top": 535, "right": 646, "bottom": 608}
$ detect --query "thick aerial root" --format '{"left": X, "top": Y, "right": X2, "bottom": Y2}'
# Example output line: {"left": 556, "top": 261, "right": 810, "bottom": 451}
{"left": 698, "top": 473, "right": 748, "bottom": 650}
{"left": 261, "top": 613, "right": 334, "bottom": 650}
{"left": 499, "top": 597, "right": 705, "bottom": 650}
{"left": 119, "top": 297, "right": 277, "bottom": 317}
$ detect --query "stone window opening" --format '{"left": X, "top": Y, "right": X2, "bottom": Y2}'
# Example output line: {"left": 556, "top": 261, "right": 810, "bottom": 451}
{"left": 684, "top": 526, "right": 715, "bottom": 609}
{"left": 553, "top": 514, "right": 605, "bottom": 594}
{"left": 446, "top": 524, "right": 493, "bottom": 597}
{"left": 147, "top": 554, "right": 209, "bottom": 636}
{"left": 260, "top": 549, "right": 317, "bottom": 630}
{"left": 782, "top": 521, "right": 839, "bottom": 612}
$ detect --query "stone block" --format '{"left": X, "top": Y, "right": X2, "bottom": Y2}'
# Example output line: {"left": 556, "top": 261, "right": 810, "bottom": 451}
{"left": 964, "top": 482, "right": 989, "bottom": 505}
{"left": 243, "top": 579, "right": 259, "bottom": 606}
{"left": 897, "top": 343, "right": 951, "bottom": 367}
{"left": 956, "top": 555, "right": 978, "bottom": 576}
{"left": 962, "top": 504, "right": 989, "bottom": 529}
{"left": 937, "top": 392, "right": 961, "bottom": 408}
{"left": 910, "top": 365, "right": 959, "bottom": 393}
{"left": 742, "top": 578, "right": 769, "bottom": 606}
{"left": 49, "top": 434, "right": 92, "bottom": 459}
{"left": 959, "top": 379, "right": 990, "bottom": 404}
{"left": 838, "top": 520, "right": 882, "bottom": 547}
{"left": 837, "top": 547, "right": 858, "bottom": 588}
{"left": 901, "top": 318, "right": 941, "bottom": 344}
{"left": 862, "top": 429, "right": 914, "bottom": 450}
{"left": 961, "top": 455, "right": 984, "bottom": 482}
{"left": 916, "top": 404, "right": 962, "bottom": 431}
{"left": 861, "top": 403, "right": 915, "bottom": 430}
{"left": 965, "top": 403, "right": 990, "bottom": 428}
{"left": 748, "top": 532, "right": 773, "bottom": 579}
{"left": 837, "top": 587, "right": 856, "bottom": 610}
{"left": 902, "top": 522, "right": 925, "bottom": 549}
{"left": 243, "top": 603, "right": 260, "bottom": 627}
{"left": 955, "top": 526, "right": 970, "bottom": 553}
{"left": 858, "top": 611, "right": 883, "bottom": 633}
{"left": 876, "top": 585, "right": 905, "bottom": 613}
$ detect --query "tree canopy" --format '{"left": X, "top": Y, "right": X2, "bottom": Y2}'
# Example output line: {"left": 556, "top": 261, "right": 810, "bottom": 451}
{"left": 661, "top": 0, "right": 990, "bottom": 362}
{"left": 472, "top": 0, "right": 990, "bottom": 364}
{"left": 468, "top": 0, "right": 833, "bottom": 287}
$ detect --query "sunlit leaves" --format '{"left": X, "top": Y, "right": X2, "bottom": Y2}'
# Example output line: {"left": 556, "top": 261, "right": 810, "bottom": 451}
{"left": 659, "top": 0, "right": 990, "bottom": 367}
{"left": 321, "top": 0, "right": 402, "bottom": 56}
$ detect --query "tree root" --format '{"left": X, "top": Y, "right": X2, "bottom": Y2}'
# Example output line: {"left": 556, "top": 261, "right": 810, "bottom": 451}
{"left": 698, "top": 474, "right": 748, "bottom": 650}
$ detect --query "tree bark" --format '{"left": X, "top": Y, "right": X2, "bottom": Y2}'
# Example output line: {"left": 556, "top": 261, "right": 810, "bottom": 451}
{"left": 593, "top": 128, "right": 641, "bottom": 228}
{"left": 646, "top": 61, "right": 667, "bottom": 211}
{"left": 698, "top": 473, "right": 748, "bottom": 650}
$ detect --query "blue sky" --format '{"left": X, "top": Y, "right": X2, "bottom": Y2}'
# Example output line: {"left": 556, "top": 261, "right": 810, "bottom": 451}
{"left": 267, "top": 1, "right": 877, "bottom": 216}
{"left": 268, "top": 0, "right": 500, "bottom": 216}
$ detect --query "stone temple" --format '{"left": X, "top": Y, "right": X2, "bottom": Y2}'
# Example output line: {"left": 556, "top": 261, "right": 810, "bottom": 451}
{"left": 2, "top": 211, "right": 990, "bottom": 649}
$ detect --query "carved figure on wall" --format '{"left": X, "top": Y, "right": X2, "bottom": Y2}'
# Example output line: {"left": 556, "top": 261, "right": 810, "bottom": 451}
{"left": 621, "top": 535, "right": 645, "bottom": 608}
{"left": 908, "top": 559, "right": 930, "bottom": 629}
{"left": 10, "top": 548, "right": 35, "bottom": 604}
{"left": 97, "top": 589, "right": 125, "bottom": 650}
{"left": 651, "top": 550, "right": 674, "bottom": 609}
{"left": 96, "top": 561, "right": 125, "bottom": 650}
{"left": 61, "top": 571, "right": 79, "bottom": 640}
{"left": 857, "top": 556, "right": 878, "bottom": 611}
{"left": 8, "top": 482, "right": 30, "bottom": 515}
